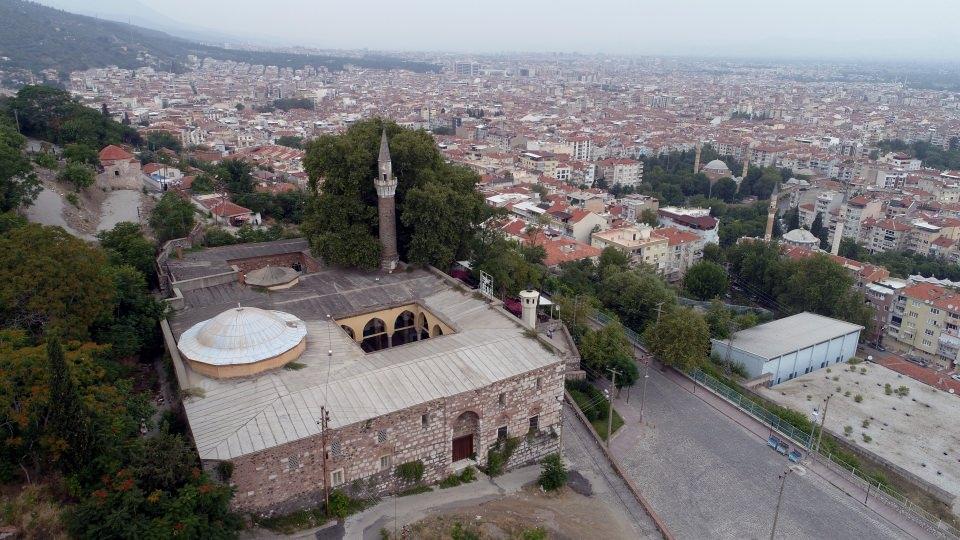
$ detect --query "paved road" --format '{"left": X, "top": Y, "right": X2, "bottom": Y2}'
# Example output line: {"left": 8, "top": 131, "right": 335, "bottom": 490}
{"left": 609, "top": 363, "right": 911, "bottom": 540}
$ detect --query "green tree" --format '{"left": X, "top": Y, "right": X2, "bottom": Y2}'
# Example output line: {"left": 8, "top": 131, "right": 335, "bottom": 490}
{"left": 275, "top": 135, "right": 304, "bottom": 149}
{"left": 0, "top": 118, "right": 40, "bottom": 212}
{"left": 552, "top": 293, "right": 596, "bottom": 341}
{"left": 597, "top": 247, "right": 629, "bottom": 278}
{"left": 215, "top": 159, "right": 254, "bottom": 194}
{"left": 44, "top": 335, "right": 92, "bottom": 471}
{"left": 810, "top": 212, "right": 828, "bottom": 250}
{"left": 63, "top": 143, "right": 99, "bottom": 166}
{"left": 705, "top": 298, "right": 733, "bottom": 339}
{"left": 683, "top": 261, "right": 728, "bottom": 300}
{"left": 97, "top": 222, "right": 157, "bottom": 284}
{"left": 58, "top": 162, "right": 95, "bottom": 191}
{"left": 784, "top": 205, "right": 800, "bottom": 231}
{"left": 537, "top": 453, "right": 567, "bottom": 492}
{"left": 149, "top": 192, "right": 195, "bottom": 243}
{"left": 0, "top": 224, "right": 113, "bottom": 339}
{"left": 303, "top": 119, "right": 485, "bottom": 269}
{"left": 644, "top": 307, "right": 710, "bottom": 371}
{"left": 713, "top": 177, "right": 738, "bottom": 203}
{"left": 472, "top": 230, "right": 542, "bottom": 297}
{"left": 598, "top": 269, "right": 676, "bottom": 332}
{"left": 702, "top": 243, "right": 726, "bottom": 265}
{"left": 401, "top": 181, "right": 486, "bottom": 268}
{"left": 579, "top": 322, "right": 635, "bottom": 386}
{"left": 146, "top": 131, "right": 182, "bottom": 153}
{"left": 638, "top": 208, "right": 659, "bottom": 226}
{"left": 190, "top": 173, "right": 216, "bottom": 194}
{"left": 92, "top": 264, "right": 165, "bottom": 358}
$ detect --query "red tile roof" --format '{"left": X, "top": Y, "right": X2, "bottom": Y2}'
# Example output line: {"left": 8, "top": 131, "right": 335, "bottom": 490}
{"left": 99, "top": 144, "right": 135, "bottom": 162}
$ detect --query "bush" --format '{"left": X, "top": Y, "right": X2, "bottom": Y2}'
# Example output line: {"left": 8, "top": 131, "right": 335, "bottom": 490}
{"left": 215, "top": 460, "right": 234, "bottom": 481}
{"left": 538, "top": 453, "right": 567, "bottom": 491}
{"left": 327, "top": 490, "right": 350, "bottom": 520}
{"left": 844, "top": 425, "right": 853, "bottom": 436}
{"left": 395, "top": 460, "right": 425, "bottom": 483}
{"left": 895, "top": 385, "right": 910, "bottom": 398}
{"left": 65, "top": 192, "right": 80, "bottom": 207}
{"left": 862, "top": 419, "right": 870, "bottom": 428}
{"left": 33, "top": 152, "right": 58, "bottom": 168}
{"left": 485, "top": 437, "right": 519, "bottom": 477}
{"left": 854, "top": 394, "right": 863, "bottom": 403}
{"left": 862, "top": 434, "right": 872, "bottom": 443}
{"left": 522, "top": 527, "right": 548, "bottom": 540}
{"left": 203, "top": 226, "right": 238, "bottom": 247}
{"left": 885, "top": 383, "right": 892, "bottom": 395}
{"left": 58, "top": 162, "right": 95, "bottom": 190}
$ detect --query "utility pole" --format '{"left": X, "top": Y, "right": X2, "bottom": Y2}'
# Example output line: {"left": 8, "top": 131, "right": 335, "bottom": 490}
{"left": 770, "top": 465, "right": 804, "bottom": 540}
{"left": 607, "top": 368, "right": 619, "bottom": 448}
{"left": 317, "top": 406, "right": 331, "bottom": 509}
{"left": 813, "top": 393, "right": 833, "bottom": 456}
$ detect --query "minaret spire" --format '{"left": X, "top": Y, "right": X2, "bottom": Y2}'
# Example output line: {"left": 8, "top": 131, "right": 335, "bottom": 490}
{"left": 374, "top": 127, "right": 399, "bottom": 272}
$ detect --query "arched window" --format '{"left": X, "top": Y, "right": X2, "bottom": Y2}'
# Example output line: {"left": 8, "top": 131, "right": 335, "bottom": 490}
{"left": 392, "top": 310, "right": 419, "bottom": 347}
{"left": 361, "top": 318, "right": 389, "bottom": 352}
{"left": 341, "top": 325, "right": 355, "bottom": 340}
{"left": 432, "top": 325, "right": 443, "bottom": 337}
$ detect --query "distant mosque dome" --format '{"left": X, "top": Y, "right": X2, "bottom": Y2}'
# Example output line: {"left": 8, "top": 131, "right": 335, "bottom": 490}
{"left": 702, "top": 159, "right": 731, "bottom": 174}
{"left": 177, "top": 306, "right": 307, "bottom": 378}
{"left": 782, "top": 228, "right": 821, "bottom": 249}
{"left": 245, "top": 265, "right": 300, "bottom": 290}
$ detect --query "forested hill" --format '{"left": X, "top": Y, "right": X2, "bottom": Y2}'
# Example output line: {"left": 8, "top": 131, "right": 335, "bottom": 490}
{"left": 0, "top": 0, "right": 438, "bottom": 81}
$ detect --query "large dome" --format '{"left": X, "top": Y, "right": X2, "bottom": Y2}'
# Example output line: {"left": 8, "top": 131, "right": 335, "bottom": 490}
{"left": 178, "top": 307, "right": 307, "bottom": 377}
{"left": 782, "top": 228, "right": 820, "bottom": 246}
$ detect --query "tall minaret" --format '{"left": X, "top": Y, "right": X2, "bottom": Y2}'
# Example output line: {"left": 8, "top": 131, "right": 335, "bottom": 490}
{"left": 764, "top": 183, "right": 779, "bottom": 242}
{"left": 693, "top": 141, "right": 702, "bottom": 174}
{"left": 831, "top": 190, "right": 850, "bottom": 256}
{"left": 375, "top": 128, "right": 399, "bottom": 272}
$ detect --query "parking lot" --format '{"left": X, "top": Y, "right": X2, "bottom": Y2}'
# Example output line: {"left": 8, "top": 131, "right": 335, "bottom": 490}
{"left": 609, "top": 365, "right": 908, "bottom": 539}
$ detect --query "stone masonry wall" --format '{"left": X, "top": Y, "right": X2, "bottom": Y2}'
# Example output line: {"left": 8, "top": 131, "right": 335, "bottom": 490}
{"left": 225, "top": 360, "right": 565, "bottom": 513}
{"left": 228, "top": 251, "right": 321, "bottom": 277}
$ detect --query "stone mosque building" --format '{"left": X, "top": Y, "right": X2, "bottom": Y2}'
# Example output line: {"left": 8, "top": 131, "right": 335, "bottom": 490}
{"left": 159, "top": 130, "right": 572, "bottom": 512}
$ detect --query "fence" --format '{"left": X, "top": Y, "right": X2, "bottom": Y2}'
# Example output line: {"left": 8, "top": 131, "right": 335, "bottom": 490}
{"left": 590, "top": 311, "right": 960, "bottom": 539}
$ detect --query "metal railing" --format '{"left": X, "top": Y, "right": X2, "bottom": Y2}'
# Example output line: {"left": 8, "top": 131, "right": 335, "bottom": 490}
{"left": 590, "top": 312, "right": 960, "bottom": 539}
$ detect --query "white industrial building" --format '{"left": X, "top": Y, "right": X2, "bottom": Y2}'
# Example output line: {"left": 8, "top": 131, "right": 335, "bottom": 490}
{"left": 710, "top": 312, "right": 863, "bottom": 385}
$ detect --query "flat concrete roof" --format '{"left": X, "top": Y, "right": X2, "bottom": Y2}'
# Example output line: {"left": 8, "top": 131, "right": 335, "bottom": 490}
{"left": 725, "top": 312, "right": 863, "bottom": 360}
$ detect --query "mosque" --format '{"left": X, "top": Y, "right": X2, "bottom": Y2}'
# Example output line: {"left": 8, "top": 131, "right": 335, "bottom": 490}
{"left": 159, "top": 131, "right": 570, "bottom": 512}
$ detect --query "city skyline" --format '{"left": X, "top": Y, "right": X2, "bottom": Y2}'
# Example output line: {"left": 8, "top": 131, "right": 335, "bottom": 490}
{"left": 38, "top": 0, "right": 960, "bottom": 62}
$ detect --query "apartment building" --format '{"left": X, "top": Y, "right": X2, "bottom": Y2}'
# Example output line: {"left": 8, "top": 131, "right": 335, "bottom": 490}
{"left": 886, "top": 282, "right": 960, "bottom": 369}
{"left": 597, "top": 158, "right": 643, "bottom": 188}
{"left": 867, "top": 218, "right": 911, "bottom": 253}
{"left": 591, "top": 225, "right": 669, "bottom": 273}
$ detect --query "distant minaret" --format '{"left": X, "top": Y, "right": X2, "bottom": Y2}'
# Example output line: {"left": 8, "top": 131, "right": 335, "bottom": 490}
{"left": 693, "top": 141, "right": 702, "bottom": 174}
{"left": 741, "top": 149, "right": 751, "bottom": 180}
{"left": 764, "top": 183, "right": 779, "bottom": 242}
{"left": 831, "top": 190, "right": 850, "bottom": 256}
{"left": 375, "top": 128, "right": 400, "bottom": 272}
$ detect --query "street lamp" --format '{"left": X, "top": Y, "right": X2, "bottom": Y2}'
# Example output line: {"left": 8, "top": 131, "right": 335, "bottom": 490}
{"left": 638, "top": 360, "right": 651, "bottom": 422}
{"left": 770, "top": 464, "right": 806, "bottom": 540}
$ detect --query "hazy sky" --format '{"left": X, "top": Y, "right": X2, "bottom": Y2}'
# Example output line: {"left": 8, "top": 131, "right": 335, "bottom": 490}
{"left": 44, "top": 0, "right": 960, "bottom": 60}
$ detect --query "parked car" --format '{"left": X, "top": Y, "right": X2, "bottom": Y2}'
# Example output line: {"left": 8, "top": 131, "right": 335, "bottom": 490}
{"left": 950, "top": 374, "right": 960, "bottom": 382}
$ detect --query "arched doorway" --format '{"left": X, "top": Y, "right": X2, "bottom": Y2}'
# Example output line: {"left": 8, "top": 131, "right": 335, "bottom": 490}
{"left": 392, "top": 310, "right": 418, "bottom": 346}
{"left": 432, "top": 324, "right": 443, "bottom": 338}
{"left": 452, "top": 411, "right": 479, "bottom": 462}
{"left": 361, "top": 318, "right": 389, "bottom": 352}
{"left": 341, "top": 325, "right": 355, "bottom": 340}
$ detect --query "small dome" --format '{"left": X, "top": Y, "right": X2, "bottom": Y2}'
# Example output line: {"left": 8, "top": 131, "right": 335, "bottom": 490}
{"left": 245, "top": 265, "right": 299, "bottom": 289}
{"left": 178, "top": 307, "right": 307, "bottom": 368}
{"left": 703, "top": 159, "right": 730, "bottom": 172}
{"left": 783, "top": 228, "right": 820, "bottom": 245}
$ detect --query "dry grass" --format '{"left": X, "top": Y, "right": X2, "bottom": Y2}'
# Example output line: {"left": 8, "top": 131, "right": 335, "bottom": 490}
{"left": 0, "top": 484, "right": 68, "bottom": 539}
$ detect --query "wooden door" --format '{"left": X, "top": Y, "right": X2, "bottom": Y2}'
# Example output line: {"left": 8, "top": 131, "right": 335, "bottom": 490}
{"left": 452, "top": 434, "right": 473, "bottom": 461}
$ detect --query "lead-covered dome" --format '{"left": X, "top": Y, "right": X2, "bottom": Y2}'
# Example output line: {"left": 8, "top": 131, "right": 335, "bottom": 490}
{"left": 178, "top": 306, "right": 307, "bottom": 378}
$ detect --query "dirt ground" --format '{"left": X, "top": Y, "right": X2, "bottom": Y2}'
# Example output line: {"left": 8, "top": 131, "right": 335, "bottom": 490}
{"left": 398, "top": 484, "right": 636, "bottom": 539}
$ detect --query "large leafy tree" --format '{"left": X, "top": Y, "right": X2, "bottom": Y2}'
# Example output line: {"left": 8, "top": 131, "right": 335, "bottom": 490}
{"left": 683, "top": 260, "right": 729, "bottom": 300}
{"left": 579, "top": 322, "right": 638, "bottom": 388}
{"left": 149, "top": 192, "right": 196, "bottom": 243}
{"left": 0, "top": 118, "right": 40, "bottom": 212}
{"left": 598, "top": 268, "right": 676, "bottom": 332}
{"left": 97, "top": 222, "right": 158, "bottom": 284}
{"left": 302, "top": 119, "right": 486, "bottom": 269}
{"left": 3, "top": 85, "right": 139, "bottom": 147}
{"left": 0, "top": 224, "right": 113, "bottom": 339}
{"left": 644, "top": 307, "right": 710, "bottom": 371}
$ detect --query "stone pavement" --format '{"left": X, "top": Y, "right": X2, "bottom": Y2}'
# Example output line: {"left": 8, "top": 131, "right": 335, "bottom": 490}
{"left": 606, "top": 360, "right": 917, "bottom": 540}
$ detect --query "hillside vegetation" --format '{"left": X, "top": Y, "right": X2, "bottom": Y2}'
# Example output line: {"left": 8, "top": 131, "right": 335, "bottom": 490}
{"left": 0, "top": 0, "right": 437, "bottom": 83}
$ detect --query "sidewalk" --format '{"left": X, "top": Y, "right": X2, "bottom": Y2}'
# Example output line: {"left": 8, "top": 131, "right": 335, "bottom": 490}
{"left": 343, "top": 465, "right": 537, "bottom": 539}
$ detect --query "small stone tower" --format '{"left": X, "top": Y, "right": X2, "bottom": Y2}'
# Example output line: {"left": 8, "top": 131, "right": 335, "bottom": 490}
{"left": 764, "top": 183, "right": 779, "bottom": 242}
{"left": 375, "top": 128, "right": 400, "bottom": 272}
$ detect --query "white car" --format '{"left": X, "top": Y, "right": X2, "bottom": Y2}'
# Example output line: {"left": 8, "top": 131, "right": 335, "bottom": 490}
{"left": 950, "top": 374, "right": 960, "bottom": 382}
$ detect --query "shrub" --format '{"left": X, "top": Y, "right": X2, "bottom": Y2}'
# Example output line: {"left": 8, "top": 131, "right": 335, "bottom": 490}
{"left": 860, "top": 367, "right": 867, "bottom": 374}
{"left": 538, "top": 453, "right": 567, "bottom": 491}
{"left": 862, "top": 434, "right": 872, "bottom": 443}
{"left": 460, "top": 466, "right": 476, "bottom": 483}
{"left": 854, "top": 394, "right": 863, "bottom": 403}
{"left": 450, "top": 522, "right": 481, "bottom": 540}
{"left": 327, "top": 490, "right": 350, "bottom": 520}
{"left": 826, "top": 368, "right": 832, "bottom": 373}
{"left": 844, "top": 425, "right": 853, "bottom": 436}
{"left": 895, "top": 385, "right": 910, "bottom": 398}
{"left": 58, "top": 162, "right": 95, "bottom": 190}
{"left": 65, "top": 192, "right": 80, "bottom": 207}
{"left": 522, "top": 527, "right": 548, "bottom": 540}
{"left": 884, "top": 383, "right": 892, "bottom": 395}
{"left": 33, "top": 152, "right": 58, "bottom": 168}
{"left": 843, "top": 390, "right": 851, "bottom": 397}
{"left": 485, "top": 437, "right": 519, "bottom": 477}
{"left": 395, "top": 460, "right": 425, "bottom": 483}
{"left": 848, "top": 357, "right": 863, "bottom": 365}
{"left": 862, "top": 419, "right": 870, "bottom": 429}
